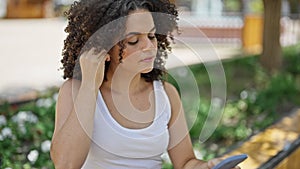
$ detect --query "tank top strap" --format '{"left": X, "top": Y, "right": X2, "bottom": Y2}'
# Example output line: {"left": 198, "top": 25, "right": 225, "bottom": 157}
{"left": 153, "top": 80, "right": 171, "bottom": 123}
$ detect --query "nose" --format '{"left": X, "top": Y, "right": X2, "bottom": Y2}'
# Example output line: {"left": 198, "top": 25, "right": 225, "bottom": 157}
{"left": 141, "top": 36, "right": 156, "bottom": 51}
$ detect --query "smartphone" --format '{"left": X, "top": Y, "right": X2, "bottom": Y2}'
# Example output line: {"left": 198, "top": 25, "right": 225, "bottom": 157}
{"left": 211, "top": 154, "right": 248, "bottom": 169}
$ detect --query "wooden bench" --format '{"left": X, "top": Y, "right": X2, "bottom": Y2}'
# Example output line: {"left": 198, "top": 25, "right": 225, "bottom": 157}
{"left": 223, "top": 109, "right": 300, "bottom": 169}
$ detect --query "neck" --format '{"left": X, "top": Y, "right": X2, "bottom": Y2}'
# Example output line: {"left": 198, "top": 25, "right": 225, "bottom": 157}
{"left": 102, "top": 67, "right": 145, "bottom": 95}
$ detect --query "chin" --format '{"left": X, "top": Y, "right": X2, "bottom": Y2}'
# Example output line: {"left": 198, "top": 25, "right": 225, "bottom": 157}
{"left": 141, "top": 67, "right": 154, "bottom": 74}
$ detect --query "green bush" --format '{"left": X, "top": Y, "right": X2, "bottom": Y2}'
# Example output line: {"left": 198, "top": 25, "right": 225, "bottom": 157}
{"left": 0, "top": 92, "right": 56, "bottom": 169}
{"left": 166, "top": 44, "right": 300, "bottom": 161}
{"left": 283, "top": 44, "right": 300, "bottom": 75}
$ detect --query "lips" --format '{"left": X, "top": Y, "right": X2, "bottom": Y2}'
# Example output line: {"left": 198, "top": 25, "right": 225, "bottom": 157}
{"left": 140, "top": 56, "right": 155, "bottom": 62}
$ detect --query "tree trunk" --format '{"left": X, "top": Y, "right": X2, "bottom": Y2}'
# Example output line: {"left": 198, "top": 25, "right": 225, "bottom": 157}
{"left": 261, "top": 0, "right": 282, "bottom": 73}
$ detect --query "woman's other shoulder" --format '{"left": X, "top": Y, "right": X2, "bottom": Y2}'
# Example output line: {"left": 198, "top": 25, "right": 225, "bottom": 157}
{"left": 60, "top": 78, "right": 81, "bottom": 92}
{"left": 56, "top": 78, "right": 81, "bottom": 108}
{"left": 163, "top": 82, "right": 179, "bottom": 96}
{"left": 163, "top": 81, "right": 181, "bottom": 104}
{"left": 54, "top": 79, "right": 81, "bottom": 132}
{"left": 58, "top": 78, "right": 82, "bottom": 98}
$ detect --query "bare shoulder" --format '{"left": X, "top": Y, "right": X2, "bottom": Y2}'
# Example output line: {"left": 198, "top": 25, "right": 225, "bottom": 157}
{"left": 57, "top": 78, "right": 81, "bottom": 113}
{"left": 163, "top": 81, "right": 182, "bottom": 118}
{"left": 59, "top": 78, "right": 81, "bottom": 95}
{"left": 54, "top": 78, "right": 81, "bottom": 131}
{"left": 163, "top": 81, "right": 181, "bottom": 104}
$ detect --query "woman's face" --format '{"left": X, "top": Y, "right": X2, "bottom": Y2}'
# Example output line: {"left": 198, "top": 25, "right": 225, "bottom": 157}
{"left": 109, "top": 9, "right": 158, "bottom": 74}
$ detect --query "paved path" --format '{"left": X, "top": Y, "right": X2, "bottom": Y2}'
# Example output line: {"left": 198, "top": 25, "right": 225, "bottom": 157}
{"left": 0, "top": 18, "right": 67, "bottom": 99}
{"left": 0, "top": 18, "right": 241, "bottom": 100}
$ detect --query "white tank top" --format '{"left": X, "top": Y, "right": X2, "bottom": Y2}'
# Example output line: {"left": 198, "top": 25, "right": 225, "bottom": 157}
{"left": 82, "top": 81, "right": 171, "bottom": 169}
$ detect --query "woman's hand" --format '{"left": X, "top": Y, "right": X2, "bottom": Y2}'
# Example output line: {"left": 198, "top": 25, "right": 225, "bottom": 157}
{"left": 79, "top": 47, "right": 110, "bottom": 91}
{"left": 206, "top": 158, "right": 241, "bottom": 169}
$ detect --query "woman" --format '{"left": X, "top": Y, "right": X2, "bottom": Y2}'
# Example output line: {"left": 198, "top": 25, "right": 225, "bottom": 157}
{"left": 50, "top": 0, "right": 240, "bottom": 168}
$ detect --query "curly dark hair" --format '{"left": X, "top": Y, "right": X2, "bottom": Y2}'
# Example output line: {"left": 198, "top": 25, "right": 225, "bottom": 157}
{"left": 60, "top": 0, "right": 179, "bottom": 82}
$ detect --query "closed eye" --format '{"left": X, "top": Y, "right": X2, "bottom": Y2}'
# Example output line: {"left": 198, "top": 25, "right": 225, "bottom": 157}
{"left": 127, "top": 32, "right": 156, "bottom": 46}
{"left": 128, "top": 40, "right": 138, "bottom": 45}
{"left": 148, "top": 34, "right": 156, "bottom": 40}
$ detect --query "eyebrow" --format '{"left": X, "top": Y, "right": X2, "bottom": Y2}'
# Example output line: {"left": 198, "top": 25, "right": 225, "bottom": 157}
{"left": 125, "top": 27, "right": 156, "bottom": 37}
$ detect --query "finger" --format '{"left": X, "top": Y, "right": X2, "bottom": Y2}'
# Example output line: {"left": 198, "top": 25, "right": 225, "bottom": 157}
{"left": 207, "top": 158, "right": 223, "bottom": 168}
{"left": 86, "top": 47, "right": 97, "bottom": 58}
{"left": 96, "top": 50, "right": 107, "bottom": 60}
{"left": 99, "top": 54, "right": 110, "bottom": 64}
{"left": 79, "top": 50, "right": 89, "bottom": 58}
{"left": 234, "top": 166, "right": 241, "bottom": 169}
{"left": 98, "top": 49, "right": 107, "bottom": 56}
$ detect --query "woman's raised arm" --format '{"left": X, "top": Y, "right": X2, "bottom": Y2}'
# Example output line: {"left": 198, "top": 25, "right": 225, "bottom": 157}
{"left": 50, "top": 49, "right": 109, "bottom": 169}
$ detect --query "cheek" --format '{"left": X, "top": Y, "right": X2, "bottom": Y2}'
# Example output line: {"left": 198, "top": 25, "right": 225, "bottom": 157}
{"left": 122, "top": 47, "right": 141, "bottom": 60}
